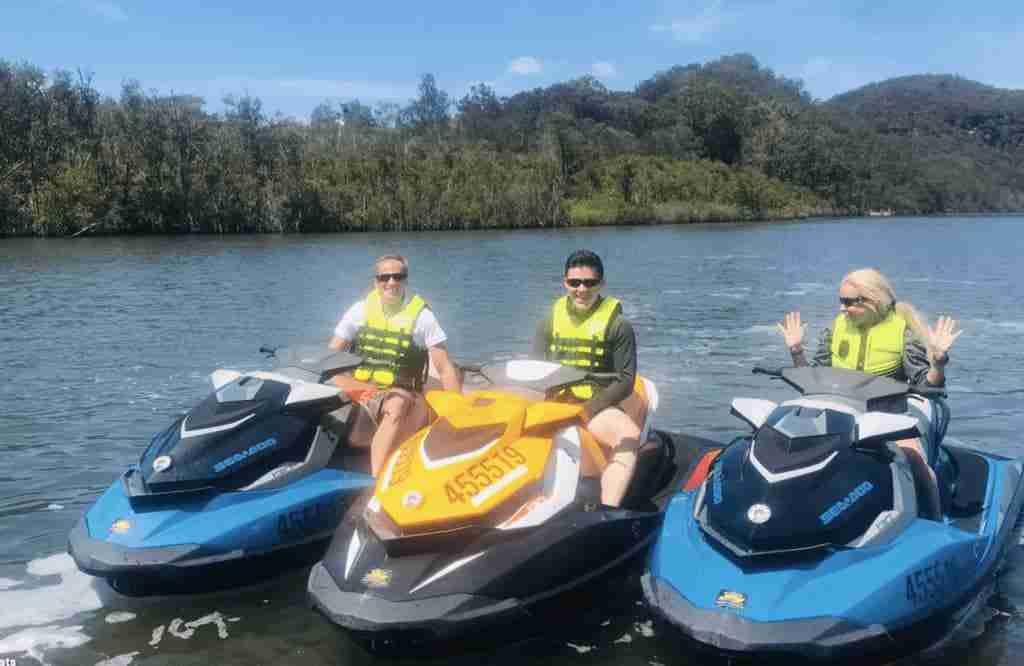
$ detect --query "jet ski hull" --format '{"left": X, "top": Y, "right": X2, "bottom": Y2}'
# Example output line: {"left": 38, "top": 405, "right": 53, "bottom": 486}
{"left": 309, "top": 430, "right": 720, "bottom": 652}
{"left": 309, "top": 498, "right": 663, "bottom": 651}
{"left": 643, "top": 446, "right": 1024, "bottom": 660}
{"left": 69, "top": 469, "right": 372, "bottom": 595}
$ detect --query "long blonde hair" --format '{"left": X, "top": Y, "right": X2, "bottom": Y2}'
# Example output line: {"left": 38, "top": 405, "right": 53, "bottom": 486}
{"left": 841, "top": 268, "right": 930, "bottom": 343}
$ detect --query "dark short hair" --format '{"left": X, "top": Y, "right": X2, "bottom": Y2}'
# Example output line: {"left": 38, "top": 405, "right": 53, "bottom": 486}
{"left": 564, "top": 249, "right": 604, "bottom": 280}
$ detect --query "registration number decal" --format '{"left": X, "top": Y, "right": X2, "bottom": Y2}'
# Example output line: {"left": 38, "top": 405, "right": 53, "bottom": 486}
{"left": 905, "top": 558, "right": 957, "bottom": 606}
{"left": 444, "top": 446, "right": 527, "bottom": 504}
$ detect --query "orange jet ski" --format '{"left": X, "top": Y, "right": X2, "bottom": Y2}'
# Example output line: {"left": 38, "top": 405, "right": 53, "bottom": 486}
{"left": 307, "top": 360, "right": 720, "bottom": 652}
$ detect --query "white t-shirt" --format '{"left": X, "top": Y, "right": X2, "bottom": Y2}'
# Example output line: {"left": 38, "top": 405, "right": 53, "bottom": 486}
{"left": 333, "top": 297, "right": 447, "bottom": 349}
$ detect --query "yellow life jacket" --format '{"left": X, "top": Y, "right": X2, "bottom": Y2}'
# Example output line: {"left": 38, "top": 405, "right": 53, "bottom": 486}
{"left": 353, "top": 290, "right": 430, "bottom": 390}
{"left": 830, "top": 310, "right": 907, "bottom": 377}
{"left": 548, "top": 295, "right": 621, "bottom": 400}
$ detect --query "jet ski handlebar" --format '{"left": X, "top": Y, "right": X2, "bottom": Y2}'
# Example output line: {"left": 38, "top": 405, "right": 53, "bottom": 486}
{"left": 752, "top": 366, "right": 784, "bottom": 377}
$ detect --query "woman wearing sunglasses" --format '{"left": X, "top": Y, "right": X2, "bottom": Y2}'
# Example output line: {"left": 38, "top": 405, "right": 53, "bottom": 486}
{"left": 532, "top": 249, "right": 645, "bottom": 507}
{"left": 776, "top": 267, "right": 962, "bottom": 518}
{"left": 329, "top": 254, "right": 462, "bottom": 476}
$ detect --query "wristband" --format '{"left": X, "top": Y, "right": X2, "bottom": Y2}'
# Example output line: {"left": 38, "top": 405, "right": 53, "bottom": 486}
{"left": 789, "top": 344, "right": 804, "bottom": 356}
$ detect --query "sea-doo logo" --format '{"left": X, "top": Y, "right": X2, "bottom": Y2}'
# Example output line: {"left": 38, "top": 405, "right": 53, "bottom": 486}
{"left": 819, "top": 481, "right": 874, "bottom": 525}
{"left": 747, "top": 503, "right": 772, "bottom": 524}
{"left": 711, "top": 467, "right": 724, "bottom": 505}
{"left": 402, "top": 490, "right": 423, "bottom": 509}
{"left": 213, "top": 436, "right": 278, "bottom": 473}
{"left": 152, "top": 455, "right": 172, "bottom": 473}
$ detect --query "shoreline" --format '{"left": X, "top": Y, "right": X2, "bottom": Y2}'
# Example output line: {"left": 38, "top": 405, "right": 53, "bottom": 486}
{"left": 5, "top": 209, "right": 1022, "bottom": 239}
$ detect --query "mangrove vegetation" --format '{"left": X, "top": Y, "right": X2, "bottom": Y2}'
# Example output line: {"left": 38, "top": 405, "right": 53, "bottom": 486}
{"left": 2, "top": 54, "right": 1023, "bottom": 236}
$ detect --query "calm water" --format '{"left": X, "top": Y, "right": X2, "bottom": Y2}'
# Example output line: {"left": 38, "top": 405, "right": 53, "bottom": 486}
{"left": 1, "top": 216, "right": 1023, "bottom": 665}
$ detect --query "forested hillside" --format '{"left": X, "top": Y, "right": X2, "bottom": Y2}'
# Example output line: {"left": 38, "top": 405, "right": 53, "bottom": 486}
{"left": 2, "top": 54, "right": 1022, "bottom": 236}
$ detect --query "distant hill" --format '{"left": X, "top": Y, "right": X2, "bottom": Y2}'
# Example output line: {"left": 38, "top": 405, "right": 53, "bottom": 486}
{"left": 827, "top": 74, "right": 1024, "bottom": 149}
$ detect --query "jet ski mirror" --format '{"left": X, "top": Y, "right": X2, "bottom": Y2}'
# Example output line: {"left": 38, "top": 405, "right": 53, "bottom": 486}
{"left": 730, "top": 398, "right": 778, "bottom": 430}
{"left": 856, "top": 413, "right": 920, "bottom": 447}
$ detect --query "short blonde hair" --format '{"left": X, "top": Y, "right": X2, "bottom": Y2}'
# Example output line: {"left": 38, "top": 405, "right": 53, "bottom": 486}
{"left": 374, "top": 254, "right": 408, "bottom": 274}
{"left": 841, "top": 268, "right": 929, "bottom": 342}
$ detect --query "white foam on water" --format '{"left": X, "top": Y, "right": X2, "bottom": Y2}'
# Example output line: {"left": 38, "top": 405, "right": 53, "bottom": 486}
{"left": 95, "top": 652, "right": 140, "bottom": 666}
{"left": 777, "top": 290, "right": 808, "bottom": 296}
{"left": 0, "top": 579, "right": 21, "bottom": 591}
{"left": 566, "top": 642, "right": 594, "bottom": 654}
{"left": 794, "top": 282, "right": 828, "bottom": 290}
{"left": 149, "top": 611, "right": 232, "bottom": 647}
{"left": 634, "top": 620, "right": 655, "bottom": 637}
{"left": 0, "top": 624, "right": 90, "bottom": 665}
{"left": 166, "top": 618, "right": 193, "bottom": 640}
{"left": 613, "top": 633, "right": 633, "bottom": 644}
{"left": 46, "top": 504, "right": 64, "bottom": 510}
{"left": 904, "top": 278, "right": 980, "bottom": 285}
{"left": 0, "top": 553, "right": 102, "bottom": 630}
{"left": 104, "top": 612, "right": 136, "bottom": 624}
{"left": 747, "top": 325, "right": 778, "bottom": 334}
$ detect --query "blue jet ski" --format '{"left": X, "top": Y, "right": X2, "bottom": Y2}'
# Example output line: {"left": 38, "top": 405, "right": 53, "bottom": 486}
{"left": 643, "top": 366, "right": 1024, "bottom": 660}
{"left": 68, "top": 345, "right": 375, "bottom": 595}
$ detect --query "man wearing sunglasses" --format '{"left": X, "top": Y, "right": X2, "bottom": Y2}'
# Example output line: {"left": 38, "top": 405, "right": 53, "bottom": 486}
{"left": 776, "top": 267, "right": 962, "bottom": 519}
{"left": 329, "top": 255, "right": 461, "bottom": 476}
{"left": 532, "top": 249, "right": 644, "bottom": 507}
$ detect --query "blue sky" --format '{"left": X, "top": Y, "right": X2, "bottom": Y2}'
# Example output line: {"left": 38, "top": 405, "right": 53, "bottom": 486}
{"left": 3, "top": 1, "right": 1022, "bottom": 119}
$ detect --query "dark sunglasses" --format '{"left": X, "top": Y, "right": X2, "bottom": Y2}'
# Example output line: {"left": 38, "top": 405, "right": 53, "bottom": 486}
{"left": 839, "top": 296, "right": 868, "bottom": 307}
{"left": 376, "top": 272, "right": 408, "bottom": 283}
{"left": 566, "top": 278, "right": 601, "bottom": 288}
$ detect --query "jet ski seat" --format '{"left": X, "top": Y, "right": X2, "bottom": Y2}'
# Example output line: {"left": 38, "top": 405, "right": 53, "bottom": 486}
{"left": 948, "top": 447, "right": 988, "bottom": 518}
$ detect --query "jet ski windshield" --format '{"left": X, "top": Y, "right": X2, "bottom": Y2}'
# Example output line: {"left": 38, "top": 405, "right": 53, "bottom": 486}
{"left": 214, "top": 376, "right": 266, "bottom": 403}
{"left": 754, "top": 407, "right": 856, "bottom": 475}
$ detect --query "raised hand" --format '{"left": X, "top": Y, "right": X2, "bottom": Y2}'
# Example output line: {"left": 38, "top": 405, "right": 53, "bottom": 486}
{"left": 928, "top": 316, "right": 962, "bottom": 363}
{"left": 776, "top": 311, "right": 806, "bottom": 350}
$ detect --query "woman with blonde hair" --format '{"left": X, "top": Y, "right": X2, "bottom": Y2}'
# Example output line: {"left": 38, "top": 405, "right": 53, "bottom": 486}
{"left": 777, "top": 268, "right": 962, "bottom": 519}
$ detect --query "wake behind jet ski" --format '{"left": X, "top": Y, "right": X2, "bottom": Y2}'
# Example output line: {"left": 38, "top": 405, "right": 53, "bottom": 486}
{"left": 68, "top": 345, "right": 375, "bottom": 595}
{"left": 308, "top": 359, "right": 719, "bottom": 652}
{"left": 643, "top": 366, "right": 1024, "bottom": 660}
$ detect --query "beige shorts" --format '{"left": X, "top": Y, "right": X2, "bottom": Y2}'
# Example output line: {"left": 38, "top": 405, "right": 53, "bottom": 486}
{"left": 357, "top": 387, "right": 423, "bottom": 427}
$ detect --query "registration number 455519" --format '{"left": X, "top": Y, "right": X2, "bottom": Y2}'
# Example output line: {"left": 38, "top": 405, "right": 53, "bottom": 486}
{"left": 445, "top": 446, "right": 527, "bottom": 504}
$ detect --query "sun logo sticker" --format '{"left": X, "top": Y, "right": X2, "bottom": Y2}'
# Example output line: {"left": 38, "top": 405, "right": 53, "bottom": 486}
{"left": 362, "top": 568, "right": 392, "bottom": 588}
{"left": 715, "top": 589, "right": 747, "bottom": 610}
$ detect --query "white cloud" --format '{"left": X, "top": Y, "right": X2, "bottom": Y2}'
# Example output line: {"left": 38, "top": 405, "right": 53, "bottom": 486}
{"left": 507, "top": 57, "right": 543, "bottom": 76}
{"left": 794, "top": 57, "right": 899, "bottom": 100}
{"left": 650, "top": 0, "right": 728, "bottom": 43}
{"left": 81, "top": 1, "right": 127, "bottom": 21}
{"left": 590, "top": 61, "right": 617, "bottom": 78}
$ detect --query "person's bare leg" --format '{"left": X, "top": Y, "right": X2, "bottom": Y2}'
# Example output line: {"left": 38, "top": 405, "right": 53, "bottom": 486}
{"left": 618, "top": 390, "right": 647, "bottom": 436}
{"left": 898, "top": 437, "right": 941, "bottom": 519}
{"left": 370, "top": 391, "right": 429, "bottom": 476}
{"left": 586, "top": 407, "right": 642, "bottom": 507}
